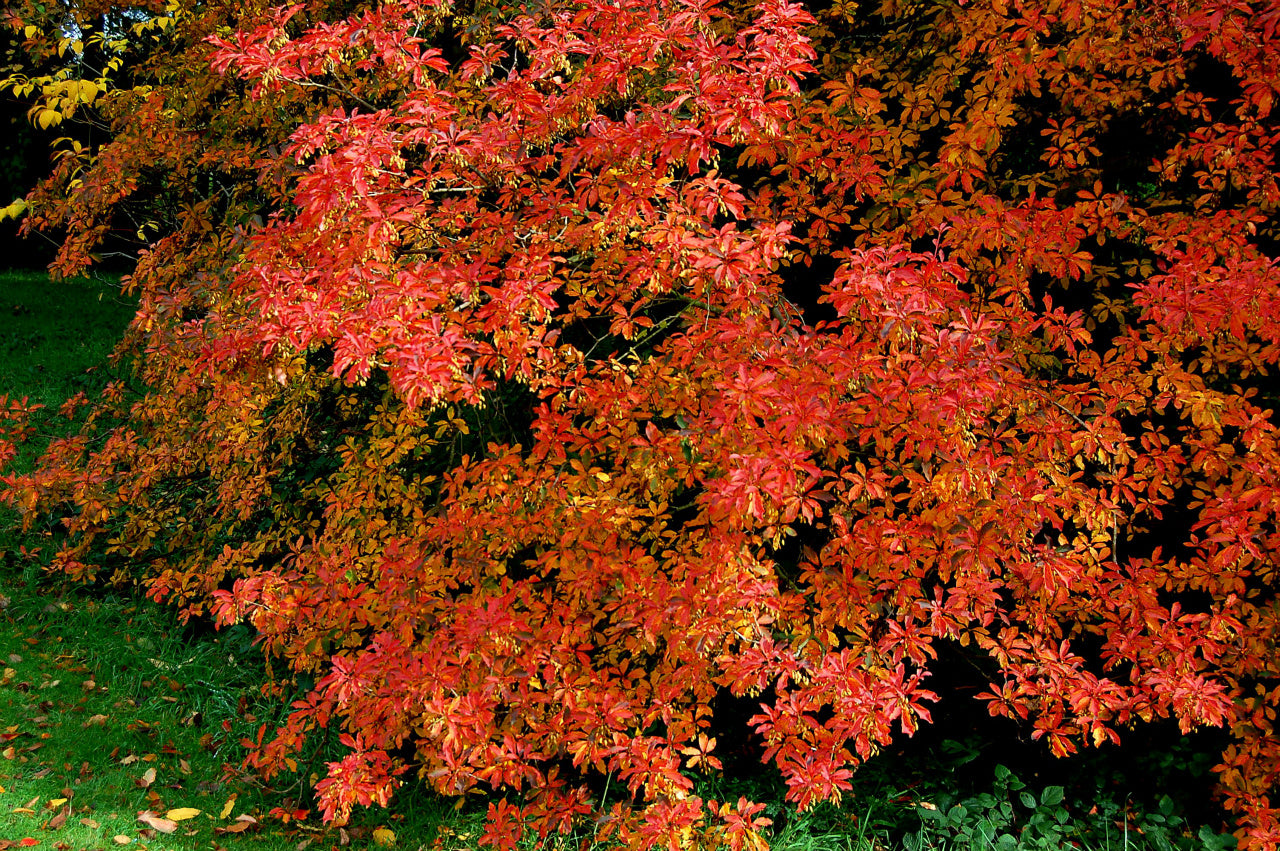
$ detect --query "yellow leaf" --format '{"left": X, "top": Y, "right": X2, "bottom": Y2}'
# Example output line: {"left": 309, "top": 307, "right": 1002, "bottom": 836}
{"left": 372, "top": 827, "right": 396, "bottom": 846}
{"left": 77, "top": 80, "right": 99, "bottom": 103}
{"left": 47, "top": 797, "right": 68, "bottom": 809}
{"left": 113, "top": 836, "right": 132, "bottom": 845}
{"left": 0, "top": 201, "right": 25, "bottom": 222}
{"left": 220, "top": 794, "right": 237, "bottom": 819}
{"left": 166, "top": 807, "right": 201, "bottom": 821}
{"left": 36, "top": 108, "right": 62, "bottom": 129}
{"left": 23, "top": 25, "right": 37, "bottom": 39}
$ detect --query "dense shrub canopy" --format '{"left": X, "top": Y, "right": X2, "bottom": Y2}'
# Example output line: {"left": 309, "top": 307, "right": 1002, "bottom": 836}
{"left": 2, "top": 0, "right": 1279, "bottom": 847}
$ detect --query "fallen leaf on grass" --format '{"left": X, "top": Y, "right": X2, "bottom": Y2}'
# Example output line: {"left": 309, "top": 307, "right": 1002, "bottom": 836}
{"left": 112, "top": 837, "right": 131, "bottom": 845}
{"left": 137, "top": 767, "right": 155, "bottom": 787}
{"left": 45, "top": 807, "right": 68, "bottom": 831}
{"left": 219, "top": 794, "right": 236, "bottom": 818}
{"left": 81, "top": 715, "right": 108, "bottom": 729}
{"left": 213, "top": 815, "right": 258, "bottom": 835}
{"left": 79, "top": 818, "right": 99, "bottom": 829}
{"left": 165, "top": 807, "right": 200, "bottom": 821}
{"left": 268, "top": 806, "right": 309, "bottom": 823}
{"left": 372, "top": 827, "right": 396, "bottom": 846}
{"left": 137, "top": 811, "right": 177, "bottom": 833}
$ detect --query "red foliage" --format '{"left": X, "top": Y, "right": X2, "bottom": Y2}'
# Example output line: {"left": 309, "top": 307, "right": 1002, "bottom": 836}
{"left": 2, "top": 0, "right": 1279, "bottom": 847}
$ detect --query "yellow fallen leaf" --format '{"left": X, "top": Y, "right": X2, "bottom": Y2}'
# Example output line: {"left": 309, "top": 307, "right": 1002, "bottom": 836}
{"left": 166, "top": 807, "right": 200, "bottom": 821}
{"left": 113, "top": 836, "right": 132, "bottom": 845}
{"left": 220, "top": 794, "right": 237, "bottom": 819}
{"left": 47, "top": 797, "right": 68, "bottom": 809}
{"left": 12, "top": 807, "right": 35, "bottom": 815}
{"left": 372, "top": 827, "right": 396, "bottom": 846}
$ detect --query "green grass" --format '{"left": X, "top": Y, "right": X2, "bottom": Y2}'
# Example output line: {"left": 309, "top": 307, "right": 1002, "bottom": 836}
{"left": 0, "top": 267, "right": 1243, "bottom": 851}
{"left": 0, "top": 269, "right": 139, "bottom": 475}
{"left": 1, "top": 588, "right": 311, "bottom": 849}
{"left": 0, "top": 270, "right": 136, "bottom": 410}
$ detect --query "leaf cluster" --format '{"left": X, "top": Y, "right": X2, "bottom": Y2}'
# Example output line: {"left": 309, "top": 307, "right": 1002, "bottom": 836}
{"left": 2, "top": 0, "right": 1279, "bottom": 848}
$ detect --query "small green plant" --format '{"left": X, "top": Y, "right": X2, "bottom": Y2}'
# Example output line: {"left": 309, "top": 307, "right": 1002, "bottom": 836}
{"left": 906, "top": 765, "right": 1071, "bottom": 850}
{"left": 901, "top": 763, "right": 1237, "bottom": 851}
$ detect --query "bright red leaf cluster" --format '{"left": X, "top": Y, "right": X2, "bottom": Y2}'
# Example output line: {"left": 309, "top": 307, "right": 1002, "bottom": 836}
{"left": 2, "top": 0, "right": 1279, "bottom": 847}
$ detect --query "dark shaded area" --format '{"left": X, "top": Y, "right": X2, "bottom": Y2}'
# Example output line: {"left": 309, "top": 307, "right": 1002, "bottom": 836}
{"left": 0, "top": 86, "right": 57, "bottom": 270}
{"left": 709, "top": 640, "right": 1233, "bottom": 842}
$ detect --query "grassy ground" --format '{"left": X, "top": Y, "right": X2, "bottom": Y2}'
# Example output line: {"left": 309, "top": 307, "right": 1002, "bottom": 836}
{"left": 0, "top": 268, "right": 1242, "bottom": 850}
{"left": 0, "top": 271, "right": 135, "bottom": 409}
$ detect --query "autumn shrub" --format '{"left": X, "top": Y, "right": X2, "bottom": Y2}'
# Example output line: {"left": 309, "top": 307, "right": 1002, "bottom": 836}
{"left": 1, "top": 0, "right": 1278, "bottom": 848}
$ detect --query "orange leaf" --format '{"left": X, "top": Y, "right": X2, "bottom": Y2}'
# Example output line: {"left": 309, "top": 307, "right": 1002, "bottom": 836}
{"left": 137, "top": 811, "right": 178, "bottom": 834}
